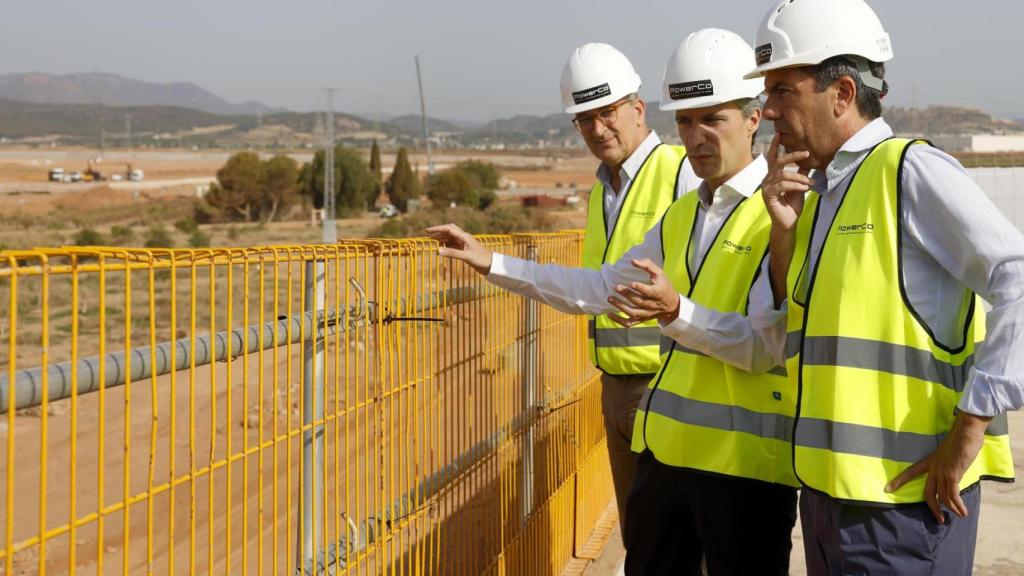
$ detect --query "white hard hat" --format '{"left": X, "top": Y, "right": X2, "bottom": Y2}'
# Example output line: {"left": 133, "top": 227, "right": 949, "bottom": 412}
{"left": 745, "top": 0, "right": 893, "bottom": 80}
{"left": 560, "top": 43, "right": 642, "bottom": 114}
{"left": 660, "top": 28, "right": 764, "bottom": 112}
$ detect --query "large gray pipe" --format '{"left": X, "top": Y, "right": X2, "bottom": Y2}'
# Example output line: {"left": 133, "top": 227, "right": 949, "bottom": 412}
{"left": 0, "top": 285, "right": 493, "bottom": 413}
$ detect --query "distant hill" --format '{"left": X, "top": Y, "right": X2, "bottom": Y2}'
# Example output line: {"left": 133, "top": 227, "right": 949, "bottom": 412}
{"left": 1, "top": 90, "right": 1020, "bottom": 150}
{"left": 389, "top": 114, "right": 464, "bottom": 134}
{"left": 471, "top": 113, "right": 576, "bottom": 144}
{"left": 0, "top": 97, "right": 234, "bottom": 139}
{"left": 0, "top": 72, "right": 281, "bottom": 116}
{"left": 0, "top": 98, "right": 410, "bottom": 145}
{"left": 884, "top": 106, "right": 1023, "bottom": 135}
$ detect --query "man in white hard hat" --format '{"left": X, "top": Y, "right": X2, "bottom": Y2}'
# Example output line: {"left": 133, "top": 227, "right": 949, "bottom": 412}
{"left": 732, "top": 0, "right": 1022, "bottom": 572}
{"left": 504, "top": 42, "right": 698, "bottom": 543}
{"left": 429, "top": 29, "right": 799, "bottom": 575}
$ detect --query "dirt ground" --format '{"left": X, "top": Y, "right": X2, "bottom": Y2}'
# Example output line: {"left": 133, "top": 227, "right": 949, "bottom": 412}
{"left": 0, "top": 146, "right": 593, "bottom": 251}
{"left": 584, "top": 410, "right": 1024, "bottom": 576}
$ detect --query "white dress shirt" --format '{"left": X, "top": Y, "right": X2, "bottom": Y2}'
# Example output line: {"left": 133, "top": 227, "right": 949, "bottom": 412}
{"left": 488, "top": 155, "right": 780, "bottom": 373}
{"left": 739, "top": 119, "right": 1024, "bottom": 416}
{"left": 596, "top": 130, "right": 702, "bottom": 236}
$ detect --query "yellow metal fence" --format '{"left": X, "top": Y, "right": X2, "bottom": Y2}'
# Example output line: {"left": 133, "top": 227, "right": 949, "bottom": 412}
{"left": 0, "top": 233, "right": 614, "bottom": 575}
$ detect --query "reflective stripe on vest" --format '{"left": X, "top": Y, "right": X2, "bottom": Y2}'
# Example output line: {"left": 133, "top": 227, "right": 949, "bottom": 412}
{"left": 785, "top": 138, "right": 1014, "bottom": 505}
{"left": 582, "top": 144, "right": 688, "bottom": 375}
{"left": 632, "top": 189, "right": 799, "bottom": 487}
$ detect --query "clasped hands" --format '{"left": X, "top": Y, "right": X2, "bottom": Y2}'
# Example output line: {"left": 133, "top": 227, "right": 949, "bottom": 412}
{"left": 605, "top": 258, "right": 681, "bottom": 327}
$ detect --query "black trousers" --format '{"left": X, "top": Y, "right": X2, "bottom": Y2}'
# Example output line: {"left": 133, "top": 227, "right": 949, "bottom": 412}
{"left": 623, "top": 451, "right": 798, "bottom": 576}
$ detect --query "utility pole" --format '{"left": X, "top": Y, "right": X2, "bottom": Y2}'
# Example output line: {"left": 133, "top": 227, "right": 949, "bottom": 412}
{"left": 322, "top": 88, "right": 337, "bottom": 243}
{"left": 125, "top": 115, "right": 133, "bottom": 160}
{"left": 415, "top": 55, "right": 435, "bottom": 175}
{"left": 297, "top": 88, "right": 335, "bottom": 574}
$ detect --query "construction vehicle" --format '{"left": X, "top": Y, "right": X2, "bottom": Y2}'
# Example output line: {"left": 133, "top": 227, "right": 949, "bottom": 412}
{"left": 82, "top": 162, "right": 104, "bottom": 182}
{"left": 126, "top": 163, "right": 145, "bottom": 182}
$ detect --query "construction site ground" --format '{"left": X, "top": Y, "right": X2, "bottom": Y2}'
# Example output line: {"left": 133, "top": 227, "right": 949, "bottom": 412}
{"left": 581, "top": 410, "right": 1024, "bottom": 576}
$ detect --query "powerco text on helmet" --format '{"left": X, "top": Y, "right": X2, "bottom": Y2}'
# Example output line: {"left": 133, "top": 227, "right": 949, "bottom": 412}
{"left": 560, "top": 43, "right": 642, "bottom": 115}
{"left": 660, "top": 28, "right": 764, "bottom": 112}
{"left": 745, "top": 0, "right": 893, "bottom": 90}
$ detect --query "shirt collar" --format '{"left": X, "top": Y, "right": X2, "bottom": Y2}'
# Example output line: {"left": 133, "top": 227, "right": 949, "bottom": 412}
{"left": 697, "top": 154, "right": 767, "bottom": 208}
{"left": 816, "top": 117, "right": 894, "bottom": 194}
{"left": 595, "top": 130, "right": 662, "bottom": 188}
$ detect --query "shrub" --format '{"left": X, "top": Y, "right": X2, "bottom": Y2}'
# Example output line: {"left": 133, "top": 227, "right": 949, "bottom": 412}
{"left": 144, "top": 226, "right": 174, "bottom": 248}
{"left": 109, "top": 225, "right": 134, "bottom": 245}
{"left": 373, "top": 206, "right": 556, "bottom": 238}
{"left": 188, "top": 230, "right": 211, "bottom": 248}
{"left": 174, "top": 218, "right": 199, "bottom": 235}
{"left": 73, "top": 227, "right": 106, "bottom": 246}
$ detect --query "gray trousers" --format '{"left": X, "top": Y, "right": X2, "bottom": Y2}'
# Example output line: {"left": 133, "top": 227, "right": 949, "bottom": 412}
{"left": 800, "top": 484, "right": 982, "bottom": 575}
{"left": 599, "top": 372, "right": 651, "bottom": 543}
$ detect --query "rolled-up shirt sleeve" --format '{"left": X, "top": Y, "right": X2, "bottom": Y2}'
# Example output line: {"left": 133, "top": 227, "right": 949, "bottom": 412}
{"left": 903, "top": 146, "right": 1024, "bottom": 416}
{"left": 659, "top": 258, "right": 787, "bottom": 373}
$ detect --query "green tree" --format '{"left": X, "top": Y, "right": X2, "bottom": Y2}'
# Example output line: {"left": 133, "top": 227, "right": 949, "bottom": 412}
{"left": 426, "top": 170, "right": 477, "bottom": 208}
{"left": 456, "top": 159, "right": 501, "bottom": 190}
{"left": 369, "top": 140, "right": 383, "bottom": 204}
{"left": 261, "top": 155, "right": 300, "bottom": 222}
{"left": 203, "top": 151, "right": 265, "bottom": 221}
{"left": 386, "top": 147, "right": 421, "bottom": 213}
{"left": 299, "top": 146, "right": 376, "bottom": 217}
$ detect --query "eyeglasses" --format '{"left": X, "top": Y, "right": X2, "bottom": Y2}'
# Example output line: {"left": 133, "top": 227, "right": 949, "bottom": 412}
{"left": 571, "top": 98, "right": 634, "bottom": 132}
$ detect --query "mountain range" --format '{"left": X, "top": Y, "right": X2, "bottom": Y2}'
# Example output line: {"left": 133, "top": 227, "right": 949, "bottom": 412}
{"left": 0, "top": 72, "right": 280, "bottom": 116}
{"left": 0, "top": 72, "right": 1019, "bottom": 147}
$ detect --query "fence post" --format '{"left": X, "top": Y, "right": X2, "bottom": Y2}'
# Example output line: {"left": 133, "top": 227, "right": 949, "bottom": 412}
{"left": 298, "top": 259, "right": 326, "bottom": 573}
{"left": 521, "top": 243, "right": 538, "bottom": 525}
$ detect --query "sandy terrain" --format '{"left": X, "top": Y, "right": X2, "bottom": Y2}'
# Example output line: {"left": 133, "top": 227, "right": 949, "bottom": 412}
{"left": 584, "top": 410, "right": 1024, "bottom": 576}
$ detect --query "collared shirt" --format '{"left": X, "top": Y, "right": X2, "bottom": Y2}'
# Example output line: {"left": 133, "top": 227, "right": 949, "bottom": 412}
{"left": 596, "top": 130, "right": 700, "bottom": 237}
{"left": 739, "top": 118, "right": 1024, "bottom": 416}
{"left": 487, "top": 156, "right": 779, "bottom": 373}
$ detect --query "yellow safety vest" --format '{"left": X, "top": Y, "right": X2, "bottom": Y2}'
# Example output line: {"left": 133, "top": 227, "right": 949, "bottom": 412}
{"left": 632, "top": 190, "right": 799, "bottom": 487}
{"left": 582, "top": 144, "right": 688, "bottom": 375}
{"left": 785, "top": 137, "right": 1014, "bottom": 505}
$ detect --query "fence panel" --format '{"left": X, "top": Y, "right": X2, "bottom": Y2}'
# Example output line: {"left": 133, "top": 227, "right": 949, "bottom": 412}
{"left": 0, "top": 232, "right": 612, "bottom": 576}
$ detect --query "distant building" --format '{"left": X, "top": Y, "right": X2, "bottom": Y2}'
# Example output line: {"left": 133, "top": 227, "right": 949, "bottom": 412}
{"left": 928, "top": 133, "right": 1024, "bottom": 153}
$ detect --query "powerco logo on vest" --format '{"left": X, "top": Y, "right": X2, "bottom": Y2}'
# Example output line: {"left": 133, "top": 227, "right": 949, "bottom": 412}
{"left": 836, "top": 222, "right": 875, "bottom": 235}
{"left": 572, "top": 83, "right": 611, "bottom": 105}
{"left": 629, "top": 209, "right": 656, "bottom": 219}
{"left": 755, "top": 44, "right": 773, "bottom": 66}
{"left": 669, "top": 80, "right": 714, "bottom": 100}
{"left": 721, "top": 239, "right": 753, "bottom": 254}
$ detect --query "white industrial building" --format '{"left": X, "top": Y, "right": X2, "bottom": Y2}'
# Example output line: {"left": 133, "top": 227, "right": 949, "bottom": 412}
{"left": 930, "top": 134, "right": 1024, "bottom": 153}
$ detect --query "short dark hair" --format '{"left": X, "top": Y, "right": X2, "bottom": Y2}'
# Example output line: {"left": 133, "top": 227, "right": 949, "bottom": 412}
{"left": 810, "top": 56, "right": 886, "bottom": 120}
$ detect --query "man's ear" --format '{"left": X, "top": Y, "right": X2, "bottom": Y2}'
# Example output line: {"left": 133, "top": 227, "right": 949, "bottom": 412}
{"left": 634, "top": 98, "right": 647, "bottom": 121}
{"left": 747, "top": 108, "right": 762, "bottom": 138}
{"left": 833, "top": 76, "right": 857, "bottom": 118}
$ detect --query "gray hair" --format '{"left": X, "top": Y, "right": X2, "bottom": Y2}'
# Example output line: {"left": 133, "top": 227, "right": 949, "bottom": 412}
{"left": 737, "top": 97, "right": 761, "bottom": 119}
{"left": 810, "top": 56, "right": 887, "bottom": 120}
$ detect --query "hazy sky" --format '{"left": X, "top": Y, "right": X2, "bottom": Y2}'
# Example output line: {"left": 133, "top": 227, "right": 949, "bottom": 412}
{"left": 2, "top": 0, "right": 1021, "bottom": 122}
